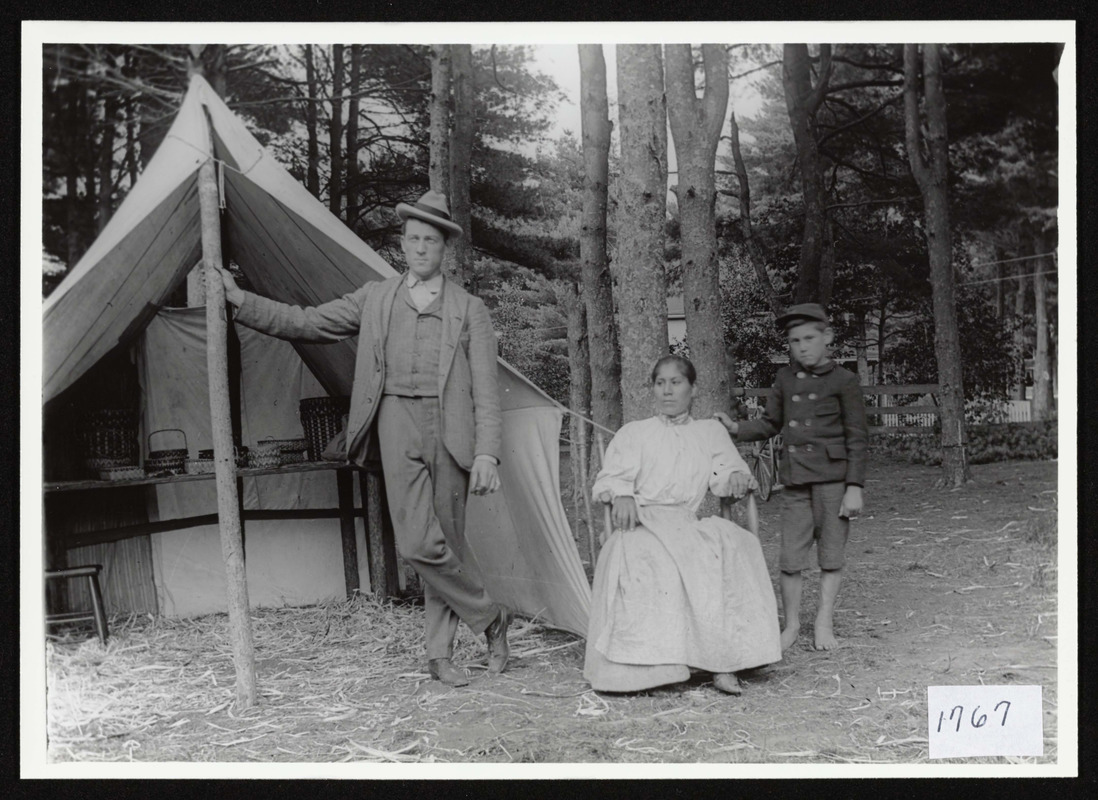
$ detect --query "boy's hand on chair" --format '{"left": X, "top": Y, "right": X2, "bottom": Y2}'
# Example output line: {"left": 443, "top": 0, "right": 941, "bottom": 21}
{"left": 713, "top": 411, "right": 739, "bottom": 435}
{"left": 726, "top": 472, "right": 757, "bottom": 499}
{"left": 839, "top": 485, "right": 863, "bottom": 519}
{"left": 611, "top": 496, "right": 639, "bottom": 531}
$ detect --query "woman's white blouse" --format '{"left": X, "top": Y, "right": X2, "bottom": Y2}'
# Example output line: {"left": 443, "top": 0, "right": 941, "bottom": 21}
{"left": 592, "top": 415, "right": 751, "bottom": 513}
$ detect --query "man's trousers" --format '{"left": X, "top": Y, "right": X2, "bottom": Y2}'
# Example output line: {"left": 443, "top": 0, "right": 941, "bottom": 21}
{"left": 377, "top": 395, "right": 499, "bottom": 660}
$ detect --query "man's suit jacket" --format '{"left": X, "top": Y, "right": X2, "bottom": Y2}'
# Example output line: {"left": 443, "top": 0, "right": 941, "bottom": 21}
{"left": 235, "top": 274, "right": 502, "bottom": 470}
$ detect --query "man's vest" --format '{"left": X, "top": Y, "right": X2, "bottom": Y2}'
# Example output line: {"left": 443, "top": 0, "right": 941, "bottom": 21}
{"left": 383, "top": 282, "right": 443, "bottom": 397}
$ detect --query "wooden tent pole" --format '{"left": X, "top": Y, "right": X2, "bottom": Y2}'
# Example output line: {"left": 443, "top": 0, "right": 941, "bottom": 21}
{"left": 198, "top": 149, "right": 257, "bottom": 709}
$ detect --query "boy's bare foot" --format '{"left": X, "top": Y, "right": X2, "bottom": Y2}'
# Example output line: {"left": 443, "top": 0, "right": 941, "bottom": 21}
{"left": 780, "top": 624, "right": 799, "bottom": 651}
{"left": 813, "top": 622, "right": 840, "bottom": 650}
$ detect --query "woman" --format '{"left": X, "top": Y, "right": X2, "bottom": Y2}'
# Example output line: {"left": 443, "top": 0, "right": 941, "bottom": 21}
{"left": 585, "top": 355, "right": 782, "bottom": 694}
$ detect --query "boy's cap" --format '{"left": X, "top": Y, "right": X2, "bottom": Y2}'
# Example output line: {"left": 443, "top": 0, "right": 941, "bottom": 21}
{"left": 776, "top": 303, "right": 829, "bottom": 330}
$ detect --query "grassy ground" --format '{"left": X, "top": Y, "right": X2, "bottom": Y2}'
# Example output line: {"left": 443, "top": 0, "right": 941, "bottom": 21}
{"left": 43, "top": 455, "right": 1060, "bottom": 766}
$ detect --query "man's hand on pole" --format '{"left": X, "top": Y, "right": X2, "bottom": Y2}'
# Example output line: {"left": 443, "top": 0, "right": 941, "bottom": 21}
{"left": 214, "top": 265, "right": 245, "bottom": 307}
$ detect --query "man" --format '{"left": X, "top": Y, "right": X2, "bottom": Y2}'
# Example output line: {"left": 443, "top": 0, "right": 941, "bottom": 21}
{"left": 217, "top": 190, "right": 510, "bottom": 687}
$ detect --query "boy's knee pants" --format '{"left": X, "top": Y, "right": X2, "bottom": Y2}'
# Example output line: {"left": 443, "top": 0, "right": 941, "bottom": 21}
{"left": 780, "top": 481, "right": 849, "bottom": 572}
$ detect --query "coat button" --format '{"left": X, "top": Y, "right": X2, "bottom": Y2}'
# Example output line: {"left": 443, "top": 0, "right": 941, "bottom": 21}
{"left": 789, "top": 420, "right": 798, "bottom": 427}
{"left": 808, "top": 393, "right": 817, "bottom": 400}
{"left": 805, "top": 444, "right": 813, "bottom": 452}
{"left": 788, "top": 445, "right": 797, "bottom": 453}
{"left": 792, "top": 394, "right": 801, "bottom": 402}
{"left": 804, "top": 419, "right": 812, "bottom": 426}
{"left": 797, "top": 372, "right": 807, "bottom": 379}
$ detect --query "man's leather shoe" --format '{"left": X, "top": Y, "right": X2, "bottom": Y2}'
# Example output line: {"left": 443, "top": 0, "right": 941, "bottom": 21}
{"left": 428, "top": 658, "right": 469, "bottom": 687}
{"left": 713, "top": 672, "right": 742, "bottom": 695}
{"left": 485, "top": 607, "right": 511, "bottom": 675}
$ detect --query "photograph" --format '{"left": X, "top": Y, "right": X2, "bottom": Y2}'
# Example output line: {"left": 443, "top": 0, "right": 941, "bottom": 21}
{"left": 21, "top": 20, "right": 1076, "bottom": 779}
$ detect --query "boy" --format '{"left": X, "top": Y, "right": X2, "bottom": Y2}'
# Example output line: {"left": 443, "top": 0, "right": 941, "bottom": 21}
{"left": 715, "top": 303, "right": 867, "bottom": 651}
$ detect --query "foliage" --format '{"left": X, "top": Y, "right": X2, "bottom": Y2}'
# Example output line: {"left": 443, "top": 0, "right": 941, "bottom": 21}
{"left": 481, "top": 267, "right": 570, "bottom": 406}
{"left": 872, "top": 420, "right": 1056, "bottom": 465}
{"left": 885, "top": 277, "right": 1021, "bottom": 400}
{"left": 718, "top": 42, "right": 1058, "bottom": 407}
{"left": 717, "top": 244, "right": 786, "bottom": 389}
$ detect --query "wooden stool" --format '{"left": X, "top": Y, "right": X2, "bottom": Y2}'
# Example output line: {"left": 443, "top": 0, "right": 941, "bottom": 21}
{"left": 45, "top": 565, "right": 109, "bottom": 644}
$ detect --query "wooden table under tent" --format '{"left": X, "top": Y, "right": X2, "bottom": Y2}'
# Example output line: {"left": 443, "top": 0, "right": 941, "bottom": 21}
{"left": 41, "top": 73, "right": 591, "bottom": 643}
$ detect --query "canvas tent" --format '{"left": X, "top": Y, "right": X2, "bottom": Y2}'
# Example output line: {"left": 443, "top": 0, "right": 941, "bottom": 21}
{"left": 44, "top": 74, "right": 591, "bottom": 636}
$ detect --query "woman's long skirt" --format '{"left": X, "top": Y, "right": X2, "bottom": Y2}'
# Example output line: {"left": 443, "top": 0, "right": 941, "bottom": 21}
{"left": 584, "top": 505, "right": 782, "bottom": 692}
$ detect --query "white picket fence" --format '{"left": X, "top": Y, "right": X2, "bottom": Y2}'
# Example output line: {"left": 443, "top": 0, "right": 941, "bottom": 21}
{"left": 1004, "top": 399, "right": 1032, "bottom": 423}
{"left": 878, "top": 399, "right": 1033, "bottom": 427}
{"left": 743, "top": 389, "right": 1037, "bottom": 429}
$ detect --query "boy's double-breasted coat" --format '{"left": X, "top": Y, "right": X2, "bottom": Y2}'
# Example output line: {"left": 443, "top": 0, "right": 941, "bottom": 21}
{"left": 736, "top": 360, "right": 868, "bottom": 488}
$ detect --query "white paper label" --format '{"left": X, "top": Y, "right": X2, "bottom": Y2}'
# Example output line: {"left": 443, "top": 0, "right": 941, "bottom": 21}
{"left": 928, "top": 685, "right": 1043, "bottom": 758}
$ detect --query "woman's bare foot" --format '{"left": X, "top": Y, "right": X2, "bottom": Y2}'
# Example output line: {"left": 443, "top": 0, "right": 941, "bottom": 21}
{"left": 813, "top": 621, "right": 840, "bottom": 650}
{"left": 780, "top": 623, "right": 799, "bottom": 651}
{"left": 713, "top": 672, "right": 742, "bottom": 695}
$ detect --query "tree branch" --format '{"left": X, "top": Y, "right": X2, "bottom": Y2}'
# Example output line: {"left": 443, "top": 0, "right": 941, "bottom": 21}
{"left": 727, "top": 59, "right": 782, "bottom": 82}
{"left": 806, "top": 44, "right": 833, "bottom": 114}
{"left": 903, "top": 44, "right": 930, "bottom": 187}
{"left": 825, "top": 195, "right": 921, "bottom": 212}
{"left": 827, "top": 78, "right": 904, "bottom": 93}
{"left": 830, "top": 55, "right": 903, "bottom": 74}
{"left": 816, "top": 91, "right": 903, "bottom": 148}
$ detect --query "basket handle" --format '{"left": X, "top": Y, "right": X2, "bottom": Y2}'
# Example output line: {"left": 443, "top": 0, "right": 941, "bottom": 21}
{"left": 148, "top": 428, "right": 187, "bottom": 451}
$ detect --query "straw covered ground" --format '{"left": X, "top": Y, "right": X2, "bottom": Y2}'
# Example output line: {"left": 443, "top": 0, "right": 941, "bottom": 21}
{"left": 44, "top": 455, "right": 1060, "bottom": 765}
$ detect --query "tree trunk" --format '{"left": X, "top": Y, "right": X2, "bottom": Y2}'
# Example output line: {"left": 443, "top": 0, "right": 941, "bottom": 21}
{"left": 96, "top": 93, "right": 118, "bottom": 234}
{"left": 994, "top": 248, "right": 1005, "bottom": 319}
{"left": 204, "top": 45, "right": 227, "bottom": 97}
{"left": 783, "top": 43, "right": 833, "bottom": 306}
{"left": 1014, "top": 264, "right": 1028, "bottom": 400}
{"left": 904, "top": 43, "right": 969, "bottom": 487}
{"left": 329, "top": 44, "right": 344, "bottom": 218}
{"left": 84, "top": 101, "right": 98, "bottom": 245}
{"left": 1031, "top": 242, "right": 1053, "bottom": 420}
{"left": 65, "top": 165, "right": 82, "bottom": 269}
{"left": 666, "top": 43, "right": 730, "bottom": 420}
{"left": 125, "top": 92, "right": 138, "bottom": 190}
{"left": 304, "top": 45, "right": 320, "bottom": 197}
{"left": 728, "top": 108, "right": 782, "bottom": 316}
{"left": 556, "top": 281, "right": 594, "bottom": 564}
{"left": 345, "top": 45, "right": 361, "bottom": 223}
{"left": 855, "top": 309, "right": 870, "bottom": 385}
{"left": 578, "top": 44, "right": 623, "bottom": 434}
{"left": 198, "top": 152, "right": 257, "bottom": 711}
{"left": 429, "top": 45, "right": 452, "bottom": 198}
{"left": 450, "top": 44, "right": 475, "bottom": 292}
{"left": 877, "top": 303, "right": 888, "bottom": 384}
{"left": 614, "top": 44, "right": 669, "bottom": 423}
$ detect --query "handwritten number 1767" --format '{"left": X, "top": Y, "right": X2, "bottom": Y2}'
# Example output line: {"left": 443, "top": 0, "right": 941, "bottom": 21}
{"left": 937, "top": 701, "right": 1011, "bottom": 733}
